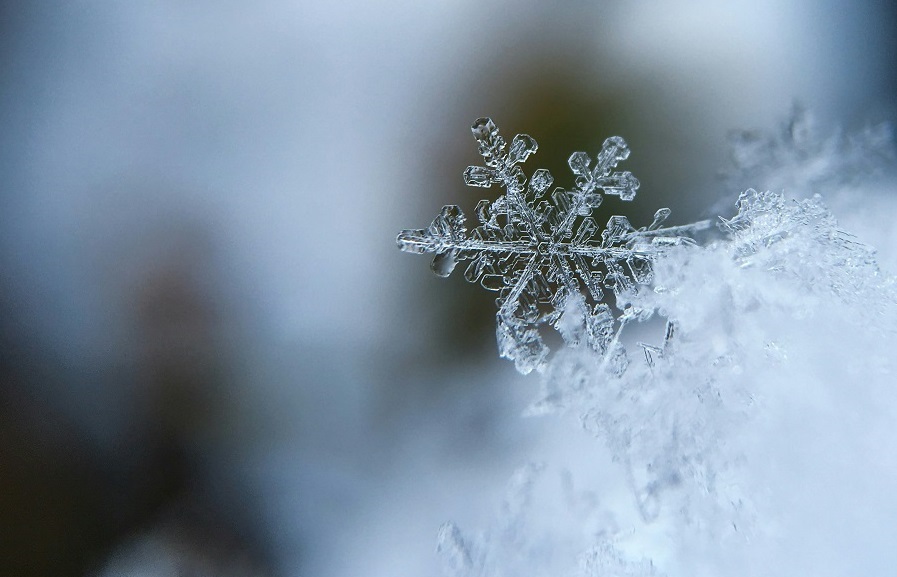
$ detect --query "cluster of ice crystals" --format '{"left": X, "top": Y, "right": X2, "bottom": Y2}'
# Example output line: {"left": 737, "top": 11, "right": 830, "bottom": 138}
{"left": 420, "top": 113, "right": 897, "bottom": 576}
{"left": 720, "top": 188, "right": 886, "bottom": 305}
{"left": 398, "top": 118, "right": 710, "bottom": 374}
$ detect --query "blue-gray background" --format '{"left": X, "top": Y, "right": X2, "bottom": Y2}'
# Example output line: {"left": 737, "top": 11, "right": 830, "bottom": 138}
{"left": 1, "top": 2, "right": 894, "bottom": 575}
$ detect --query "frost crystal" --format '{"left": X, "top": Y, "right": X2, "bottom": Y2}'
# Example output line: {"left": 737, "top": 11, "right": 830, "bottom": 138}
{"left": 397, "top": 118, "right": 710, "bottom": 373}
{"left": 407, "top": 112, "right": 897, "bottom": 577}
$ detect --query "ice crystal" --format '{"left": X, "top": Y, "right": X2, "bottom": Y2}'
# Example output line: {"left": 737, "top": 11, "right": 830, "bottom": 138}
{"left": 719, "top": 188, "right": 884, "bottom": 304}
{"left": 439, "top": 184, "right": 897, "bottom": 577}
{"left": 397, "top": 118, "right": 711, "bottom": 373}
{"left": 425, "top": 113, "right": 897, "bottom": 577}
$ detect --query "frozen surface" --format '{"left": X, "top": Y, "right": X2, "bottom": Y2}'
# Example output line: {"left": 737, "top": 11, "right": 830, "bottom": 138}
{"left": 402, "top": 115, "right": 897, "bottom": 576}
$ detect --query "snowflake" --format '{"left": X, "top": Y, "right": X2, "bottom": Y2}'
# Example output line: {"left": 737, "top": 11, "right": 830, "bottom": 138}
{"left": 397, "top": 118, "right": 710, "bottom": 374}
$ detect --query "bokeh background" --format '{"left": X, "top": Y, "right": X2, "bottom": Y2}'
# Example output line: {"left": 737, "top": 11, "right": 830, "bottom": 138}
{"left": 1, "top": 1, "right": 895, "bottom": 575}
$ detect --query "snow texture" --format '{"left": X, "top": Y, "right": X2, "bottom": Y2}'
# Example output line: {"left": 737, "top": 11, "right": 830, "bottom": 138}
{"left": 414, "top": 113, "right": 897, "bottom": 576}
{"left": 397, "top": 118, "right": 710, "bottom": 374}
{"left": 723, "top": 105, "right": 894, "bottom": 198}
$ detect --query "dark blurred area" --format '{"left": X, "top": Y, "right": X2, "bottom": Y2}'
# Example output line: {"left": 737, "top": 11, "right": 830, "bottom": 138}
{"left": 1, "top": 218, "right": 268, "bottom": 575}
{"left": 1, "top": 1, "right": 895, "bottom": 575}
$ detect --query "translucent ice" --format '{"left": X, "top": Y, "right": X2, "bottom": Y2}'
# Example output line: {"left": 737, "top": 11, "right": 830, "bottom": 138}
{"left": 397, "top": 118, "right": 711, "bottom": 373}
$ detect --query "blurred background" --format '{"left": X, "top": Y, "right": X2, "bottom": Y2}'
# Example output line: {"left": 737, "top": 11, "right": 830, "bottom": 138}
{"left": 1, "top": 1, "right": 895, "bottom": 575}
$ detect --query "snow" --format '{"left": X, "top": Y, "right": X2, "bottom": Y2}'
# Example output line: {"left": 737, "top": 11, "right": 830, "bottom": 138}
{"left": 426, "top": 114, "right": 897, "bottom": 576}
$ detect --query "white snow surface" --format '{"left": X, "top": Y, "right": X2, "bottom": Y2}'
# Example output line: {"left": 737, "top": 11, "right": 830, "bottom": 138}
{"left": 434, "top": 124, "right": 897, "bottom": 576}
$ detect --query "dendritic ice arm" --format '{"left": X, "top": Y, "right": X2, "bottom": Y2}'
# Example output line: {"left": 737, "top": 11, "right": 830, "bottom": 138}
{"left": 397, "top": 118, "right": 711, "bottom": 374}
